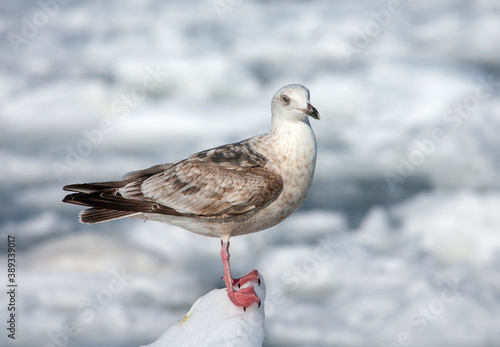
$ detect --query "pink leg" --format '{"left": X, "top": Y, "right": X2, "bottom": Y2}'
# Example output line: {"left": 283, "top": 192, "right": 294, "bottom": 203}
{"left": 220, "top": 240, "right": 261, "bottom": 311}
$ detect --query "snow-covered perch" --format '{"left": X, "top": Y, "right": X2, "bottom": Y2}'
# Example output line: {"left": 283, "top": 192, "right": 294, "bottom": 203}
{"left": 142, "top": 274, "right": 265, "bottom": 347}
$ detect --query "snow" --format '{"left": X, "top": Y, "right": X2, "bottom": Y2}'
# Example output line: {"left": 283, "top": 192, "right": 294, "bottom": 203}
{"left": 142, "top": 275, "right": 265, "bottom": 347}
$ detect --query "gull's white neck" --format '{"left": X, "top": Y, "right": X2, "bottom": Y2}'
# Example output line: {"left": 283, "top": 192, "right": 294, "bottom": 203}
{"left": 269, "top": 117, "right": 317, "bottom": 155}
{"left": 257, "top": 117, "right": 318, "bottom": 195}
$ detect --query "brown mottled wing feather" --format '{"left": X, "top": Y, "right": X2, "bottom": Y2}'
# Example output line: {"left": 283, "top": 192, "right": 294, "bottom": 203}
{"left": 121, "top": 141, "right": 283, "bottom": 217}
{"left": 63, "top": 140, "right": 283, "bottom": 222}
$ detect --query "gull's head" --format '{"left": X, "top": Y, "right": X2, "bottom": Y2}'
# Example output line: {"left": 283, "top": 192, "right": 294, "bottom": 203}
{"left": 271, "top": 84, "right": 320, "bottom": 124}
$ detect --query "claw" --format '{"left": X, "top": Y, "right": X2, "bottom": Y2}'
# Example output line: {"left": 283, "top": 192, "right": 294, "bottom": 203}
{"left": 231, "top": 269, "right": 260, "bottom": 288}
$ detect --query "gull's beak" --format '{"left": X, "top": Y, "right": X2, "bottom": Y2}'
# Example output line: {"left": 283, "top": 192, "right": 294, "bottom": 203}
{"left": 302, "top": 102, "right": 320, "bottom": 120}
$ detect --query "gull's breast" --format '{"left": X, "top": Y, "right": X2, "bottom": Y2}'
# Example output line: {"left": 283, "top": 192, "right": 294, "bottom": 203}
{"left": 256, "top": 122, "right": 317, "bottom": 220}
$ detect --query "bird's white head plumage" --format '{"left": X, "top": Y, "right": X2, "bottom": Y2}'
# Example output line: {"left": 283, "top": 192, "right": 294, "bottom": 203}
{"left": 271, "top": 84, "right": 320, "bottom": 126}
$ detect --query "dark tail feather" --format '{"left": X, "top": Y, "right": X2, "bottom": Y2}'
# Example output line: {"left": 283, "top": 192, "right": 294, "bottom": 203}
{"left": 62, "top": 187, "right": 181, "bottom": 223}
{"left": 79, "top": 208, "right": 139, "bottom": 224}
{"left": 63, "top": 190, "right": 142, "bottom": 224}
{"left": 63, "top": 181, "right": 125, "bottom": 193}
{"left": 62, "top": 182, "right": 141, "bottom": 223}
{"left": 63, "top": 164, "right": 180, "bottom": 223}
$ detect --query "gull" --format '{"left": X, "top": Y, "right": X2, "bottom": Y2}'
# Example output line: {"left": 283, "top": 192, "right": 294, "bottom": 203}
{"left": 63, "top": 84, "right": 320, "bottom": 310}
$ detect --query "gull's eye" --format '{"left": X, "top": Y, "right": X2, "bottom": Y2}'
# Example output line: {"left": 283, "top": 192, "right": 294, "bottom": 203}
{"left": 281, "top": 95, "right": 290, "bottom": 105}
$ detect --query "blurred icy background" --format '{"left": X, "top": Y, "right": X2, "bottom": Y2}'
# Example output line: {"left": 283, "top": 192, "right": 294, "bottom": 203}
{"left": 1, "top": 0, "right": 500, "bottom": 346}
